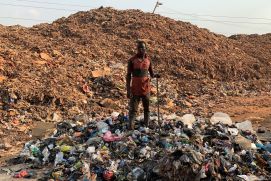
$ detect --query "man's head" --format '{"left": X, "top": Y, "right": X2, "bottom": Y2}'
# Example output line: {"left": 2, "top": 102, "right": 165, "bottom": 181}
{"left": 137, "top": 40, "right": 147, "bottom": 56}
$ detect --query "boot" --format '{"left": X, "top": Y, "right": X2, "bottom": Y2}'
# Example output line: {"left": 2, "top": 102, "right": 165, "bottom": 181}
{"left": 128, "top": 114, "right": 135, "bottom": 130}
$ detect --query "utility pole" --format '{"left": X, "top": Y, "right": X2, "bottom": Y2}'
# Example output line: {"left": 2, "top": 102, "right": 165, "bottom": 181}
{"left": 152, "top": 0, "right": 163, "bottom": 14}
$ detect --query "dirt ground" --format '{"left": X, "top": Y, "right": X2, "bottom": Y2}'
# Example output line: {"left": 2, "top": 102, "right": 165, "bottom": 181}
{"left": 213, "top": 95, "right": 271, "bottom": 129}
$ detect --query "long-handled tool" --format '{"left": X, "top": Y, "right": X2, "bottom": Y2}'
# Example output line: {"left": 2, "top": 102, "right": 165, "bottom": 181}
{"left": 156, "top": 77, "right": 161, "bottom": 131}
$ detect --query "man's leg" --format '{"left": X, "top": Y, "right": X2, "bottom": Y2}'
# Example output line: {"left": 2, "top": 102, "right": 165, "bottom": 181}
{"left": 128, "top": 95, "right": 139, "bottom": 130}
{"left": 142, "top": 94, "right": 150, "bottom": 127}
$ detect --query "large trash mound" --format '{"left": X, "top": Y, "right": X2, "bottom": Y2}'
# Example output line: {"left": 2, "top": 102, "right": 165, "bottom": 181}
{"left": 229, "top": 33, "right": 271, "bottom": 75}
{"left": 0, "top": 8, "right": 270, "bottom": 121}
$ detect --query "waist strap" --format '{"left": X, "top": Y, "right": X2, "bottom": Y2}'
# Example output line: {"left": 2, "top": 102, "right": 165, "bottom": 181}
{"left": 132, "top": 69, "right": 148, "bottom": 77}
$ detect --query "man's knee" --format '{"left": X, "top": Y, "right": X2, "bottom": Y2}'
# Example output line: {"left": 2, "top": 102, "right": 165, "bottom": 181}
{"left": 143, "top": 107, "right": 149, "bottom": 113}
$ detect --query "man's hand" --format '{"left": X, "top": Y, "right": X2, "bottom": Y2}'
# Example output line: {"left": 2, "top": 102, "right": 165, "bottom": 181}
{"left": 153, "top": 74, "right": 161, "bottom": 78}
{"left": 127, "top": 90, "right": 131, "bottom": 99}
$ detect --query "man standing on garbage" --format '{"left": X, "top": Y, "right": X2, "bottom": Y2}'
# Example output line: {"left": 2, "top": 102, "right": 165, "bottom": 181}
{"left": 126, "top": 40, "right": 160, "bottom": 130}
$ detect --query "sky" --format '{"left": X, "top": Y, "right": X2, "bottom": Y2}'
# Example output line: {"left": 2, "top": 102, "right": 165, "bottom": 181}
{"left": 0, "top": 0, "right": 270, "bottom": 36}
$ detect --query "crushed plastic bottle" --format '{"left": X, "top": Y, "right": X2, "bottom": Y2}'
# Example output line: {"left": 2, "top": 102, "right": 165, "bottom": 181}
{"left": 132, "top": 167, "right": 145, "bottom": 180}
{"left": 174, "top": 128, "right": 182, "bottom": 137}
{"left": 19, "top": 142, "right": 32, "bottom": 158}
{"left": 97, "top": 121, "right": 109, "bottom": 133}
{"left": 86, "top": 146, "right": 96, "bottom": 155}
{"left": 42, "top": 147, "right": 50, "bottom": 163}
{"left": 54, "top": 152, "right": 64, "bottom": 166}
{"left": 228, "top": 128, "right": 239, "bottom": 136}
{"left": 71, "top": 161, "right": 83, "bottom": 171}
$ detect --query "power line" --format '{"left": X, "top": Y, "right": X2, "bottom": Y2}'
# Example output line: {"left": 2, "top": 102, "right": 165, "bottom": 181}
{"left": 174, "top": 17, "right": 271, "bottom": 26}
{"left": 160, "top": 11, "right": 271, "bottom": 21}
{"left": 0, "top": 16, "right": 46, "bottom": 21}
{"left": 157, "top": 9, "right": 271, "bottom": 31}
{"left": 9, "top": 0, "right": 92, "bottom": 8}
{"left": 160, "top": 6, "right": 271, "bottom": 21}
{"left": 157, "top": 8, "right": 271, "bottom": 26}
{"left": 0, "top": 2, "right": 85, "bottom": 11}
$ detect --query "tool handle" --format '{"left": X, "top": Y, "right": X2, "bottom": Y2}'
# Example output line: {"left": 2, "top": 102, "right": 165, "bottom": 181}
{"left": 156, "top": 77, "right": 161, "bottom": 130}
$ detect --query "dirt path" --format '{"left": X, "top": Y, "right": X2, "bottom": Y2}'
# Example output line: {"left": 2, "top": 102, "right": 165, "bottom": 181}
{"left": 213, "top": 95, "right": 271, "bottom": 129}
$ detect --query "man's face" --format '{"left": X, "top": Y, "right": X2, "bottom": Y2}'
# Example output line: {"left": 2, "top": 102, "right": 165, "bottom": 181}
{"left": 137, "top": 43, "right": 146, "bottom": 55}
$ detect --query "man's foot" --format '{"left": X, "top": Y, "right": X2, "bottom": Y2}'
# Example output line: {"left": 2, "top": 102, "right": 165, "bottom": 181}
{"left": 128, "top": 123, "right": 135, "bottom": 130}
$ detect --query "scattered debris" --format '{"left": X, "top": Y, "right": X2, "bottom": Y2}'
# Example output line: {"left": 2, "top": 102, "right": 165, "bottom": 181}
{"left": 1, "top": 112, "right": 270, "bottom": 180}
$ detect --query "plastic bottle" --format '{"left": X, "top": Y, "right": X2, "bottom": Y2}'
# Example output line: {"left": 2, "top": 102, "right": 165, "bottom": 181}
{"left": 54, "top": 152, "right": 64, "bottom": 166}
{"left": 96, "top": 121, "right": 109, "bottom": 133}
{"left": 42, "top": 147, "right": 50, "bottom": 162}
{"left": 30, "top": 145, "right": 40, "bottom": 157}
{"left": 174, "top": 128, "right": 181, "bottom": 137}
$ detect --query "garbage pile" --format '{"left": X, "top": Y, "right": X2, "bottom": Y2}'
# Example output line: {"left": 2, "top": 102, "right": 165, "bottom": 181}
{"left": 2, "top": 7, "right": 271, "bottom": 159}
{"left": 5, "top": 112, "right": 271, "bottom": 180}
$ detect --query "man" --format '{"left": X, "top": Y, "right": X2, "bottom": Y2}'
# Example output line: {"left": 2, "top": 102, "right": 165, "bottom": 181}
{"left": 126, "top": 40, "right": 159, "bottom": 130}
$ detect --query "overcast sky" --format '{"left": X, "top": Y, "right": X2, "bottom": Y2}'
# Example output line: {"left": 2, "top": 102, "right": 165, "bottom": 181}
{"left": 0, "top": 0, "right": 270, "bottom": 36}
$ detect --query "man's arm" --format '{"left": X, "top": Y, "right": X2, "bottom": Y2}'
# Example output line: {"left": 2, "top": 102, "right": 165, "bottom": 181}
{"left": 126, "top": 59, "right": 133, "bottom": 98}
